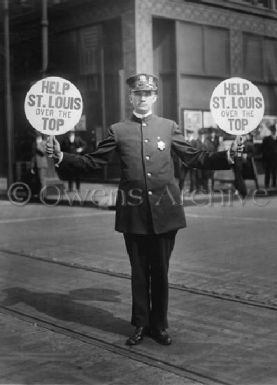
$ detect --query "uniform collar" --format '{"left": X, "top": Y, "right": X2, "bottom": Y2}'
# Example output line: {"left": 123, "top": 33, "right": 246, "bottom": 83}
{"left": 133, "top": 110, "right": 152, "bottom": 119}
{"left": 132, "top": 111, "right": 153, "bottom": 123}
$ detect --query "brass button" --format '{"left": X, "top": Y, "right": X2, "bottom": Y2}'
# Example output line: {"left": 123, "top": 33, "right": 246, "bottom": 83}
{"left": 147, "top": 172, "right": 152, "bottom": 177}
{"left": 145, "top": 156, "right": 150, "bottom": 160}
{"left": 148, "top": 190, "right": 153, "bottom": 196}
{"left": 144, "top": 139, "right": 149, "bottom": 143}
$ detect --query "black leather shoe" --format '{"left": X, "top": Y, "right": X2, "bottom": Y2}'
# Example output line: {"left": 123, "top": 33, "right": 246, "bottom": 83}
{"left": 151, "top": 329, "right": 172, "bottom": 345}
{"left": 125, "top": 326, "right": 147, "bottom": 346}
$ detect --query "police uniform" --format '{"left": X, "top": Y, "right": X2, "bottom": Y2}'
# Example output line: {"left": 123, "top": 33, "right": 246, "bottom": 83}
{"left": 56, "top": 74, "right": 231, "bottom": 340}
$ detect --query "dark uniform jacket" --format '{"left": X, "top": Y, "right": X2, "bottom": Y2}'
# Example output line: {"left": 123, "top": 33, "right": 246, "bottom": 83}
{"left": 57, "top": 114, "right": 231, "bottom": 234}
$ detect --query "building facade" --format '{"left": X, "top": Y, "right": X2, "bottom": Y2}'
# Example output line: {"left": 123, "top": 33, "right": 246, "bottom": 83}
{"left": 1, "top": 0, "right": 277, "bottom": 180}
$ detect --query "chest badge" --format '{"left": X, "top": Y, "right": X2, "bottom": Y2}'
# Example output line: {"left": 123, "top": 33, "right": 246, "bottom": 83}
{"left": 157, "top": 140, "right": 166, "bottom": 151}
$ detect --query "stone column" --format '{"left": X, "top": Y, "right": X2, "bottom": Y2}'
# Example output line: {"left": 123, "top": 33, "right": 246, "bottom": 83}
{"left": 135, "top": 1, "right": 153, "bottom": 73}
{"left": 230, "top": 29, "right": 243, "bottom": 76}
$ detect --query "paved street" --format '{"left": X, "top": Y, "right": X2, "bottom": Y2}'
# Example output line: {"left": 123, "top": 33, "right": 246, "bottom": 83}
{"left": 0, "top": 196, "right": 277, "bottom": 384}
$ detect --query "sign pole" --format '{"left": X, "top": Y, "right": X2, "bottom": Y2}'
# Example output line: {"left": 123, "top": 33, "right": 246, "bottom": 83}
{"left": 3, "top": 0, "right": 14, "bottom": 186}
{"left": 41, "top": 0, "right": 48, "bottom": 77}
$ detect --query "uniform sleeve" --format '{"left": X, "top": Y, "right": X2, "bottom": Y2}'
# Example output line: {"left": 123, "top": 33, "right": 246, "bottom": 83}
{"left": 57, "top": 126, "right": 117, "bottom": 179}
{"left": 171, "top": 122, "right": 230, "bottom": 170}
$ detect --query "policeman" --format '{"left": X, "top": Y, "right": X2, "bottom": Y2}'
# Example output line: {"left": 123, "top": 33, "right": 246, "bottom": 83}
{"left": 47, "top": 73, "right": 241, "bottom": 346}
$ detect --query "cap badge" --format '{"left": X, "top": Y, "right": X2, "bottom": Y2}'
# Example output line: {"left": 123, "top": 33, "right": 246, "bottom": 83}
{"left": 157, "top": 140, "right": 166, "bottom": 151}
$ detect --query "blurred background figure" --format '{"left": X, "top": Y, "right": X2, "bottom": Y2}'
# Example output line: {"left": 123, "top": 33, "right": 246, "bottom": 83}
{"left": 242, "top": 133, "right": 259, "bottom": 190}
{"left": 185, "top": 130, "right": 198, "bottom": 192}
{"left": 204, "top": 127, "right": 219, "bottom": 191}
{"left": 30, "top": 133, "right": 48, "bottom": 191}
{"left": 61, "top": 131, "right": 87, "bottom": 192}
{"left": 261, "top": 124, "right": 277, "bottom": 189}
{"left": 243, "top": 133, "right": 255, "bottom": 159}
{"left": 205, "top": 127, "right": 219, "bottom": 152}
{"left": 213, "top": 134, "right": 247, "bottom": 197}
{"left": 217, "top": 135, "right": 226, "bottom": 151}
{"left": 175, "top": 129, "right": 197, "bottom": 192}
{"left": 194, "top": 129, "right": 209, "bottom": 193}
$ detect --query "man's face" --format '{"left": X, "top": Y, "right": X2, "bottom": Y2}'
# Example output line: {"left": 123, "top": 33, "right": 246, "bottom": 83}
{"left": 129, "top": 90, "right": 157, "bottom": 114}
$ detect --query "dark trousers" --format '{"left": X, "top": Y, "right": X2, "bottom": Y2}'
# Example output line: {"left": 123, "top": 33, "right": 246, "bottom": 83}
{"left": 264, "top": 163, "right": 277, "bottom": 188}
{"left": 124, "top": 231, "right": 177, "bottom": 330}
{"left": 178, "top": 167, "right": 196, "bottom": 192}
{"left": 68, "top": 178, "right": 81, "bottom": 192}
{"left": 196, "top": 169, "right": 209, "bottom": 192}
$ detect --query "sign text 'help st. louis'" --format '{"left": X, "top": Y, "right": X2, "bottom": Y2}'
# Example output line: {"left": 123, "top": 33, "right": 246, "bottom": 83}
{"left": 210, "top": 78, "right": 264, "bottom": 135}
{"left": 24, "top": 76, "right": 83, "bottom": 136}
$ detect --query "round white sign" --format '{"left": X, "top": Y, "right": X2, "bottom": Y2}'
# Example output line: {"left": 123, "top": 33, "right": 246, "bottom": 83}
{"left": 210, "top": 77, "right": 264, "bottom": 135}
{"left": 24, "top": 76, "right": 83, "bottom": 135}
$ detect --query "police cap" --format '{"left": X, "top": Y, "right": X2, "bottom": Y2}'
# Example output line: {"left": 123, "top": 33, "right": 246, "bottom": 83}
{"left": 126, "top": 73, "right": 158, "bottom": 92}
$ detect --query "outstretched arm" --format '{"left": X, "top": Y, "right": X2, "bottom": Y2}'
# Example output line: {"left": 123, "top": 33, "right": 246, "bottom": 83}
{"left": 171, "top": 122, "right": 231, "bottom": 170}
{"left": 46, "top": 126, "right": 117, "bottom": 179}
